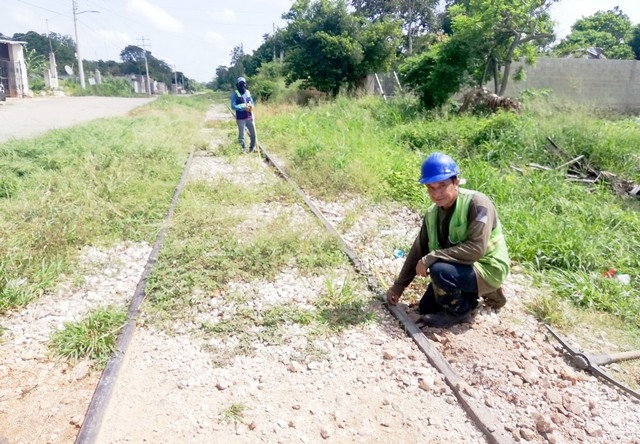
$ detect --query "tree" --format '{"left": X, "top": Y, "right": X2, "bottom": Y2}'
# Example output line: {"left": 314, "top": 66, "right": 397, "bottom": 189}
{"left": 630, "top": 24, "right": 640, "bottom": 60}
{"left": 350, "top": 0, "right": 440, "bottom": 55}
{"left": 11, "top": 31, "right": 76, "bottom": 73}
{"left": 400, "top": 0, "right": 556, "bottom": 109}
{"left": 119, "top": 45, "right": 174, "bottom": 85}
{"left": 281, "top": 0, "right": 401, "bottom": 96}
{"left": 553, "top": 7, "right": 634, "bottom": 59}
{"left": 251, "top": 31, "right": 287, "bottom": 69}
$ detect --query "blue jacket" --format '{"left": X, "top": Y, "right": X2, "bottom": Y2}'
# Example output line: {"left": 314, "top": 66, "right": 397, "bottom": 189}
{"left": 230, "top": 89, "right": 254, "bottom": 120}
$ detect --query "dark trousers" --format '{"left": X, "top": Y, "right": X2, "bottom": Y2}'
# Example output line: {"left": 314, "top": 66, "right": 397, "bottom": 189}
{"left": 419, "top": 261, "right": 479, "bottom": 315}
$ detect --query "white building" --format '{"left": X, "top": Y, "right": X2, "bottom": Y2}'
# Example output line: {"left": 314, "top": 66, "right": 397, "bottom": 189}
{"left": 0, "top": 39, "right": 30, "bottom": 98}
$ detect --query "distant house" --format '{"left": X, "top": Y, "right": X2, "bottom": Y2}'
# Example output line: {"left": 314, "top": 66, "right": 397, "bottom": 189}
{"left": 0, "top": 39, "right": 30, "bottom": 98}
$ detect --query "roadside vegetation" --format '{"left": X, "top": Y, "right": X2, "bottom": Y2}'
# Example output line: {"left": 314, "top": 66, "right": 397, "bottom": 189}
{"left": 0, "top": 95, "right": 210, "bottom": 314}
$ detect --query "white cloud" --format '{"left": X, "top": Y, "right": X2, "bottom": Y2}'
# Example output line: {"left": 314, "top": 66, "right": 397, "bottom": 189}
{"left": 10, "top": 9, "right": 38, "bottom": 30}
{"left": 211, "top": 8, "right": 236, "bottom": 23}
{"left": 126, "top": 0, "right": 184, "bottom": 34}
{"left": 204, "top": 30, "right": 227, "bottom": 48}
{"left": 95, "top": 29, "right": 131, "bottom": 47}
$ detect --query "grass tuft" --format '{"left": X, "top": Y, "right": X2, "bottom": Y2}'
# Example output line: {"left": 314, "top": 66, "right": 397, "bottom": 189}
{"left": 49, "top": 307, "right": 127, "bottom": 368}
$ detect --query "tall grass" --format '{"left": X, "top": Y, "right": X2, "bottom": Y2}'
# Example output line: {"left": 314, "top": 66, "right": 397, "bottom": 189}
{"left": 0, "top": 95, "right": 211, "bottom": 312}
{"left": 257, "top": 94, "right": 640, "bottom": 325}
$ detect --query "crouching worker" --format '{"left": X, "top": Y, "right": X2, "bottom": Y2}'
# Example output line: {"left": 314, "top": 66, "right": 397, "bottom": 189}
{"left": 386, "top": 152, "right": 510, "bottom": 328}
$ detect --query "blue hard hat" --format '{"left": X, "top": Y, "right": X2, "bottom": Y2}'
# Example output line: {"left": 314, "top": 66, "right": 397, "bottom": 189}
{"left": 237, "top": 76, "right": 247, "bottom": 85}
{"left": 419, "top": 152, "right": 460, "bottom": 184}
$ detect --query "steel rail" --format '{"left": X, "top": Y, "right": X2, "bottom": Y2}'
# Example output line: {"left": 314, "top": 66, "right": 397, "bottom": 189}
{"left": 254, "top": 142, "right": 513, "bottom": 444}
{"left": 74, "top": 149, "right": 196, "bottom": 444}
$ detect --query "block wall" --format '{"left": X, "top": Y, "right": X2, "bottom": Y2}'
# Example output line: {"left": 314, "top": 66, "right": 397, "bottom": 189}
{"left": 503, "top": 58, "right": 640, "bottom": 111}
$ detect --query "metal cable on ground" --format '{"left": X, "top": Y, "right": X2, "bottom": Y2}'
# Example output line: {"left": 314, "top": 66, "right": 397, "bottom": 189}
{"left": 75, "top": 148, "right": 196, "bottom": 444}
{"left": 258, "top": 143, "right": 513, "bottom": 444}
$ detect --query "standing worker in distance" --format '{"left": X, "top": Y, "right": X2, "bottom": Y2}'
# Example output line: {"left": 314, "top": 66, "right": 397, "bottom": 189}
{"left": 386, "top": 152, "right": 511, "bottom": 328}
{"left": 230, "top": 76, "right": 256, "bottom": 153}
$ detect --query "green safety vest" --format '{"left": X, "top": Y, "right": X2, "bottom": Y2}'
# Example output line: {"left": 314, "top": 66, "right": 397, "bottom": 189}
{"left": 425, "top": 189, "right": 510, "bottom": 288}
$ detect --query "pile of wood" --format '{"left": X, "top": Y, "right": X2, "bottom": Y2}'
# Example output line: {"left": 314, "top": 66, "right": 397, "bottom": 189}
{"left": 459, "top": 87, "right": 522, "bottom": 114}
{"left": 513, "top": 137, "right": 640, "bottom": 198}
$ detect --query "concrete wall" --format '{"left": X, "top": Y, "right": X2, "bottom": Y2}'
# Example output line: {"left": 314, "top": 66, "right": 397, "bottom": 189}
{"left": 502, "top": 58, "right": 640, "bottom": 111}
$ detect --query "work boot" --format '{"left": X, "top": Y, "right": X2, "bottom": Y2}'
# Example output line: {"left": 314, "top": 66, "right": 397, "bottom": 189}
{"left": 483, "top": 287, "right": 506, "bottom": 310}
{"left": 416, "top": 310, "right": 472, "bottom": 328}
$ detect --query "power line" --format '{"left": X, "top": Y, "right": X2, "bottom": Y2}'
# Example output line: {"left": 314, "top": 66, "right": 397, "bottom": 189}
{"left": 16, "top": 0, "right": 68, "bottom": 17}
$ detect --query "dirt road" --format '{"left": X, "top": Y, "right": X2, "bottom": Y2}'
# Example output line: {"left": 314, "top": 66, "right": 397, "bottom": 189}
{"left": 0, "top": 96, "right": 155, "bottom": 143}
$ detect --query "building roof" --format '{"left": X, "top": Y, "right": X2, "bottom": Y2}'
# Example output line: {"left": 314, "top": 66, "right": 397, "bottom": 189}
{"left": 0, "top": 39, "right": 27, "bottom": 45}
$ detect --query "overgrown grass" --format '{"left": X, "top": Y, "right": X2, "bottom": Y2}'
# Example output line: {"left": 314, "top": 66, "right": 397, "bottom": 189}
{"left": 0, "top": 94, "right": 211, "bottom": 313}
{"left": 257, "top": 94, "right": 640, "bottom": 326}
{"left": 49, "top": 307, "right": 127, "bottom": 368}
{"left": 145, "top": 178, "right": 349, "bottom": 317}
{"left": 144, "top": 147, "right": 377, "bottom": 354}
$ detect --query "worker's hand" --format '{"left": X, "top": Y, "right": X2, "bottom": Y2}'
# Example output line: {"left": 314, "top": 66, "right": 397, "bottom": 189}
{"left": 386, "top": 288, "right": 401, "bottom": 305}
{"left": 415, "top": 259, "right": 429, "bottom": 277}
{"left": 246, "top": 104, "right": 253, "bottom": 112}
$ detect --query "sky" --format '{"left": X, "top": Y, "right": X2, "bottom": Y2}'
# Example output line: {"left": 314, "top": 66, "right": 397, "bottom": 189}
{"left": 1, "top": 0, "right": 640, "bottom": 83}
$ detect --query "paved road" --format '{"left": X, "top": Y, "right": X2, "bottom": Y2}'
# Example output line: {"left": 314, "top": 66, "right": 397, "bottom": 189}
{"left": 0, "top": 96, "right": 155, "bottom": 143}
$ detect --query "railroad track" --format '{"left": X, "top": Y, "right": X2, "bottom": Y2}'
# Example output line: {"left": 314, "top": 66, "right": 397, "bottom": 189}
{"left": 62, "top": 104, "right": 640, "bottom": 443}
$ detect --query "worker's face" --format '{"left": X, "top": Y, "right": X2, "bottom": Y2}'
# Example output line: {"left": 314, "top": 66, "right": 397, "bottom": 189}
{"left": 426, "top": 178, "right": 459, "bottom": 209}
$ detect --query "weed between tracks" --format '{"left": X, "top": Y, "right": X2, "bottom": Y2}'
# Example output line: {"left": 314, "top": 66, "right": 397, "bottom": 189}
{"left": 221, "top": 403, "right": 248, "bottom": 425}
{"left": 143, "top": 133, "right": 379, "bottom": 364}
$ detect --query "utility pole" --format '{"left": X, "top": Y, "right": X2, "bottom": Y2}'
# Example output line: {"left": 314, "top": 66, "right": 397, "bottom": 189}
{"left": 173, "top": 66, "right": 178, "bottom": 94}
{"left": 138, "top": 36, "right": 152, "bottom": 95}
{"left": 71, "top": 1, "right": 98, "bottom": 89}
{"left": 45, "top": 19, "right": 53, "bottom": 53}
{"left": 273, "top": 23, "right": 276, "bottom": 62}
{"left": 72, "top": 0, "right": 85, "bottom": 88}
{"left": 45, "top": 19, "right": 59, "bottom": 89}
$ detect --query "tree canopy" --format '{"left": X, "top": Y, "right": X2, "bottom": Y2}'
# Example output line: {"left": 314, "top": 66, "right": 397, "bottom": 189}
{"left": 281, "top": 0, "right": 401, "bottom": 95}
{"left": 630, "top": 24, "right": 640, "bottom": 60}
{"left": 119, "top": 45, "right": 175, "bottom": 85}
{"left": 9, "top": 31, "right": 76, "bottom": 70}
{"left": 552, "top": 7, "right": 635, "bottom": 59}
{"left": 400, "top": 0, "right": 556, "bottom": 109}
{"left": 350, "top": 0, "right": 440, "bottom": 55}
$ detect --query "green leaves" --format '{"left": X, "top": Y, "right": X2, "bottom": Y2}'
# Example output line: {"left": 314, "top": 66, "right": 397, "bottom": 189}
{"left": 401, "top": 0, "right": 557, "bottom": 109}
{"left": 282, "top": 0, "right": 402, "bottom": 95}
{"left": 553, "top": 7, "right": 635, "bottom": 59}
